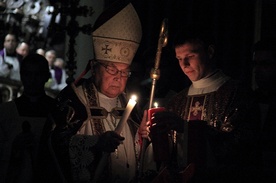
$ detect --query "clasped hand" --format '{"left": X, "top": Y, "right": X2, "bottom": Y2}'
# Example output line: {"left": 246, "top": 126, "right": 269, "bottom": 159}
{"left": 97, "top": 131, "right": 125, "bottom": 153}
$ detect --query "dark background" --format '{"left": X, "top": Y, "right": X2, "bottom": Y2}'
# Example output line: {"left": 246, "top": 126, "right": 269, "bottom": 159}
{"left": 1, "top": 0, "right": 275, "bottom": 100}
{"left": 126, "top": 0, "right": 276, "bottom": 100}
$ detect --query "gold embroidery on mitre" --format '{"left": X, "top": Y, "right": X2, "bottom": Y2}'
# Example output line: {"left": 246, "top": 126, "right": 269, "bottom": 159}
{"left": 93, "top": 38, "right": 137, "bottom": 64}
{"left": 92, "top": 3, "right": 142, "bottom": 65}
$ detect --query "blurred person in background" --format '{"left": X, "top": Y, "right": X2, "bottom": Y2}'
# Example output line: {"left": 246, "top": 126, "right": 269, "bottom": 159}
{"left": 16, "top": 42, "right": 29, "bottom": 58}
{"left": 44, "top": 49, "right": 58, "bottom": 90}
{"left": 53, "top": 57, "right": 67, "bottom": 90}
{"left": 36, "top": 48, "right": 45, "bottom": 56}
{"left": 0, "top": 33, "right": 21, "bottom": 81}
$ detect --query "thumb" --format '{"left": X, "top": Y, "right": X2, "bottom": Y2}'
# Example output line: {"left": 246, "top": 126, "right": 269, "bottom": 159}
{"left": 112, "top": 132, "right": 125, "bottom": 141}
{"left": 142, "top": 110, "right": 148, "bottom": 125}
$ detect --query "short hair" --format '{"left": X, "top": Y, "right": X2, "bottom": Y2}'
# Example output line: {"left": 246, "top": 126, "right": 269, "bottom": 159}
{"left": 36, "top": 48, "right": 45, "bottom": 55}
{"left": 20, "top": 53, "right": 49, "bottom": 74}
{"left": 45, "top": 49, "right": 56, "bottom": 56}
{"left": 17, "top": 41, "right": 29, "bottom": 48}
{"left": 173, "top": 26, "right": 215, "bottom": 51}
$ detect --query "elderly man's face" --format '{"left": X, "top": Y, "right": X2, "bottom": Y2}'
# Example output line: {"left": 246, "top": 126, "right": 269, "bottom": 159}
{"left": 95, "top": 61, "right": 130, "bottom": 98}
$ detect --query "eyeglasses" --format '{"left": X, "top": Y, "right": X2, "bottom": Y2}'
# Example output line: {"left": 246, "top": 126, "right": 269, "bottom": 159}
{"left": 97, "top": 62, "right": 131, "bottom": 77}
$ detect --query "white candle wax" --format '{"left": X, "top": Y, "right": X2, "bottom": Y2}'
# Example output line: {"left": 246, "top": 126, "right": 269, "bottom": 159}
{"left": 115, "top": 95, "right": 137, "bottom": 134}
{"left": 93, "top": 95, "right": 137, "bottom": 182}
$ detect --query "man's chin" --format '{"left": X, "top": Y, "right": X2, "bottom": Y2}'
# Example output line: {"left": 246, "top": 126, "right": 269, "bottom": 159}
{"left": 102, "top": 90, "right": 118, "bottom": 98}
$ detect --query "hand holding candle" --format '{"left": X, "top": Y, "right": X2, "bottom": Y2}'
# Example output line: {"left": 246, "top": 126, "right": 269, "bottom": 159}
{"left": 93, "top": 95, "right": 137, "bottom": 182}
{"left": 147, "top": 102, "right": 165, "bottom": 126}
{"left": 147, "top": 102, "right": 170, "bottom": 163}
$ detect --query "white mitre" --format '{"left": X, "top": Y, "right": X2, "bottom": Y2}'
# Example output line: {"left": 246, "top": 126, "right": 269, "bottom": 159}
{"left": 92, "top": 3, "right": 142, "bottom": 65}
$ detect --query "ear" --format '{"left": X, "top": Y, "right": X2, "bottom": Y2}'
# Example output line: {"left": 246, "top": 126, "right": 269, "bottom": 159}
{"left": 208, "top": 45, "right": 215, "bottom": 59}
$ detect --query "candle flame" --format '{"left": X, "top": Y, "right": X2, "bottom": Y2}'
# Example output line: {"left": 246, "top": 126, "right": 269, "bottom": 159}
{"left": 154, "top": 102, "right": 158, "bottom": 108}
{"left": 131, "top": 95, "right": 137, "bottom": 101}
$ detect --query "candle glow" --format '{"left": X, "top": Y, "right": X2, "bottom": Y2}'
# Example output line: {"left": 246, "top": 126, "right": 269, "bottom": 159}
{"left": 115, "top": 95, "right": 137, "bottom": 134}
{"left": 93, "top": 95, "right": 138, "bottom": 181}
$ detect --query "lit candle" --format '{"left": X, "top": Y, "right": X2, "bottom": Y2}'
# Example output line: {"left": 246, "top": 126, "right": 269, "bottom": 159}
{"left": 115, "top": 95, "right": 137, "bottom": 134}
{"left": 93, "top": 95, "right": 137, "bottom": 182}
{"left": 154, "top": 102, "right": 158, "bottom": 108}
{"left": 148, "top": 102, "right": 165, "bottom": 124}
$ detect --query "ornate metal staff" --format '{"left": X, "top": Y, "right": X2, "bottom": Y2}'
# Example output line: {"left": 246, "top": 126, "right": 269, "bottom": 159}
{"left": 139, "top": 18, "right": 168, "bottom": 178}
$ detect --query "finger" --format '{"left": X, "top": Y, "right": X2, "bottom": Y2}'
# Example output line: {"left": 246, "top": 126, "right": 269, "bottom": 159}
{"left": 141, "top": 123, "right": 150, "bottom": 133}
{"left": 115, "top": 135, "right": 125, "bottom": 141}
{"left": 141, "top": 110, "right": 148, "bottom": 125}
{"left": 140, "top": 130, "right": 149, "bottom": 138}
{"left": 110, "top": 131, "right": 124, "bottom": 140}
{"left": 138, "top": 110, "right": 150, "bottom": 135}
{"left": 140, "top": 130, "right": 148, "bottom": 136}
{"left": 146, "top": 125, "right": 151, "bottom": 133}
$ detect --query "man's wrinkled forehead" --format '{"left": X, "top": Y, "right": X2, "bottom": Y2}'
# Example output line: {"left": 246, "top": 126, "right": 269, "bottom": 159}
{"left": 99, "top": 60, "right": 130, "bottom": 68}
